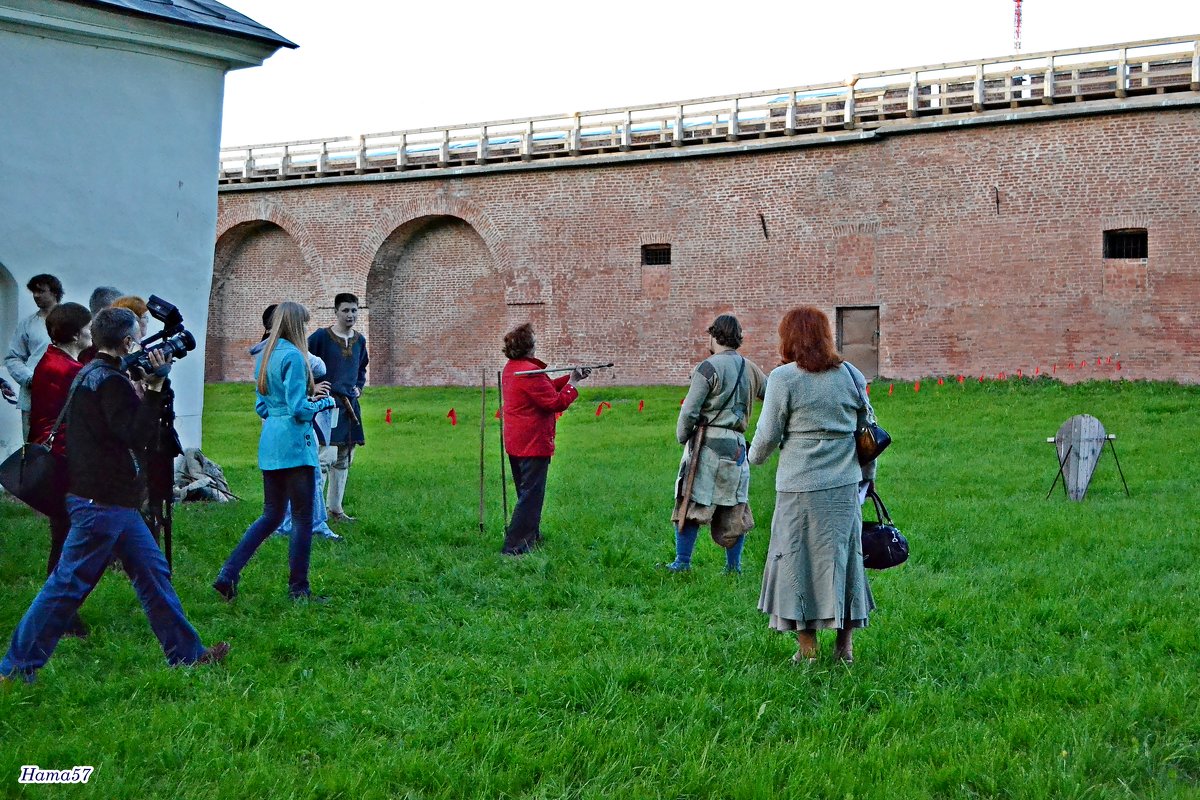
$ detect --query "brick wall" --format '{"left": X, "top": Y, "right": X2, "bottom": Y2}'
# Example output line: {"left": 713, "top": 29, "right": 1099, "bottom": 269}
{"left": 213, "top": 108, "right": 1200, "bottom": 385}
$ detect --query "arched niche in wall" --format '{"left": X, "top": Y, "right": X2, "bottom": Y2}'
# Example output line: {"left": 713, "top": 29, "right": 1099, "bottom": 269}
{"left": 0, "top": 260, "right": 21, "bottom": 455}
{"left": 206, "top": 221, "right": 321, "bottom": 383}
{"left": 366, "top": 215, "right": 504, "bottom": 386}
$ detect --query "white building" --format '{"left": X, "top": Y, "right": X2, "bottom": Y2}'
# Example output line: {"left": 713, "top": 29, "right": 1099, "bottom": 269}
{"left": 0, "top": 0, "right": 292, "bottom": 453}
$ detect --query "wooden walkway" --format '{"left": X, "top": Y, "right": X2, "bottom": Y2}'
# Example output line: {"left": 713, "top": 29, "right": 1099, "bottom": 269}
{"left": 219, "top": 34, "right": 1200, "bottom": 185}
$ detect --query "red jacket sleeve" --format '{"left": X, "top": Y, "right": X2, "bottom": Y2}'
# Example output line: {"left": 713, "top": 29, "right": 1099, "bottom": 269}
{"left": 523, "top": 373, "right": 578, "bottom": 413}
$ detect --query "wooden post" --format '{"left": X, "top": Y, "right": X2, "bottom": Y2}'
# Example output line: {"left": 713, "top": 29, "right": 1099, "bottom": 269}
{"left": 727, "top": 98, "right": 739, "bottom": 140}
{"left": 521, "top": 120, "right": 533, "bottom": 161}
{"left": 1042, "top": 56, "right": 1056, "bottom": 104}
{"left": 497, "top": 370, "right": 508, "bottom": 524}
{"left": 1192, "top": 39, "right": 1200, "bottom": 90}
{"left": 785, "top": 92, "right": 797, "bottom": 134}
{"left": 1117, "top": 48, "right": 1128, "bottom": 97}
{"left": 278, "top": 145, "right": 290, "bottom": 178}
{"left": 843, "top": 77, "right": 858, "bottom": 128}
{"left": 1005, "top": 72, "right": 1014, "bottom": 106}
{"left": 674, "top": 104, "right": 684, "bottom": 145}
{"left": 973, "top": 64, "right": 985, "bottom": 111}
{"left": 439, "top": 130, "right": 450, "bottom": 166}
{"left": 479, "top": 367, "right": 486, "bottom": 534}
{"left": 355, "top": 135, "right": 367, "bottom": 172}
{"left": 242, "top": 146, "right": 254, "bottom": 179}
{"left": 907, "top": 71, "right": 919, "bottom": 117}
{"left": 477, "top": 125, "right": 488, "bottom": 163}
{"left": 316, "top": 141, "right": 328, "bottom": 175}
{"left": 570, "top": 113, "right": 581, "bottom": 155}
{"left": 621, "top": 110, "right": 632, "bottom": 151}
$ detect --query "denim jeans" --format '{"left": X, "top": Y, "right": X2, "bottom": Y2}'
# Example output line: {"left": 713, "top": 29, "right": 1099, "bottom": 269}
{"left": 0, "top": 495, "right": 205, "bottom": 680}
{"left": 218, "top": 467, "right": 315, "bottom": 595}
{"left": 502, "top": 456, "right": 549, "bottom": 554}
{"left": 277, "top": 466, "right": 331, "bottom": 535}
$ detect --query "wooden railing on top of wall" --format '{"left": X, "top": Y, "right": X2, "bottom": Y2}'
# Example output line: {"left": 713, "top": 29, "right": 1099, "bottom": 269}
{"left": 219, "top": 34, "right": 1200, "bottom": 184}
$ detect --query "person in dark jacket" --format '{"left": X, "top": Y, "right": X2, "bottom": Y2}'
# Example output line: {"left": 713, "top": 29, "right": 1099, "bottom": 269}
{"left": 0, "top": 308, "right": 227, "bottom": 684}
{"left": 499, "top": 323, "right": 590, "bottom": 556}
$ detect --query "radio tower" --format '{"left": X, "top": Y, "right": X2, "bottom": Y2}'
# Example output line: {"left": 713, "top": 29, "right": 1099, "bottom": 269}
{"left": 1013, "top": 0, "right": 1023, "bottom": 52}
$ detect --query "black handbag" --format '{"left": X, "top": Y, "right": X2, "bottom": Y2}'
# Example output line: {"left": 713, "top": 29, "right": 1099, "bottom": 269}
{"left": 0, "top": 362, "right": 97, "bottom": 516}
{"left": 0, "top": 441, "right": 59, "bottom": 516}
{"left": 844, "top": 363, "right": 891, "bottom": 464}
{"left": 861, "top": 487, "right": 908, "bottom": 570}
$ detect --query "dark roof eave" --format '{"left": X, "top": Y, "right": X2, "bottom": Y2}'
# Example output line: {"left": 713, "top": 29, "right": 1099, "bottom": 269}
{"left": 66, "top": 0, "right": 297, "bottom": 51}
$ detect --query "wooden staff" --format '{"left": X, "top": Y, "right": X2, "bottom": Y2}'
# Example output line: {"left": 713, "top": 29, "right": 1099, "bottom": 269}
{"left": 497, "top": 370, "right": 509, "bottom": 523}
{"left": 676, "top": 425, "right": 707, "bottom": 520}
{"left": 478, "top": 367, "right": 486, "bottom": 534}
{"left": 513, "top": 362, "right": 614, "bottom": 376}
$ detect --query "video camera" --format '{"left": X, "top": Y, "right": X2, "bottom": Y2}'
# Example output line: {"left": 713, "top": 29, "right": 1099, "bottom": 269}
{"left": 121, "top": 295, "right": 196, "bottom": 376}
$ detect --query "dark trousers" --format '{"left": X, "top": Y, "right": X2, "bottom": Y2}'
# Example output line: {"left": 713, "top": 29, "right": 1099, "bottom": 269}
{"left": 502, "top": 456, "right": 550, "bottom": 554}
{"left": 218, "top": 467, "right": 315, "bottom": 596}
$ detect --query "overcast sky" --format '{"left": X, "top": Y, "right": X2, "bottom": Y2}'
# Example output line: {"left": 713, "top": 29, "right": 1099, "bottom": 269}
{"left": 220, "top": 0, "right": 1200, "bottom": 147}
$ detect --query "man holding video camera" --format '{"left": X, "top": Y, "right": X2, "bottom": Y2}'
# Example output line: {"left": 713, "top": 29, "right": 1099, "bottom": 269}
{"left": 0, "top": 308, "right": 226, "bottom": 684}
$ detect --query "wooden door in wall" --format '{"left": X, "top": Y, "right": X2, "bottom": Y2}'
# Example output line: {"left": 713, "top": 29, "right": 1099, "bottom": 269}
{"left": 837, "top": 307, "right": 879, "bottom": 379}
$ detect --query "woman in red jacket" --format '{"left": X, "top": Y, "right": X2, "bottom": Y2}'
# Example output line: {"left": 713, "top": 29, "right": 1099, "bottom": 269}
{"left": 500, "top": 323, "right": 590, "bottom": 556}
{"left": 28, "top": 302, "right": 92, "bottom": 637}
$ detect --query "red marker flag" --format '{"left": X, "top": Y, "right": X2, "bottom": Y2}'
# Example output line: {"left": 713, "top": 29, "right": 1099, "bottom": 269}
{"left": 1116, "top": 361, "right": 1122, "bottom": 370}
{"left": 680, "top": 397, "right": 685, "bottom": 406}
{"left": 494, "top": 408, "right": 501, "bottom": 419}
{"left": 1034, "top": 366, "right": 1040, "bottom": 376}
{"left": 888, "top": 383, "right": 894, "bottom": 396}
{"left": 1017, "top": 369, "right": 1022, "bottom": 378}
{"left": 385, "top": 408, "right": 392, "bottom": 424}
{"left": 595, "top": 401, "right": 612, "bottom": 417}
{"left": 447, "top": 408, "right": 457, "bottom": 426}
{"left": 865, "top": 384, "right": 871, "bottom": 395}
{"left": 957, "top": 375, "right": 965, "bottom": 384}
{"left": 937, "top": 378, "right": 944, "bottom": 386}
{"left": 914, "top": 381, "right": 921, "bottom": 393}
{"left": 1053, "top": 364, "right": 1057, "bottom": 374}
{"left": 638, "top": 400, "right": 645, "bottom": 412}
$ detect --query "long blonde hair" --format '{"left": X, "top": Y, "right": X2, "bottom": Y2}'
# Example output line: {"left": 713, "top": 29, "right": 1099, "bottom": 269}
{"left": 257, "top": 301, "right": 315, "bottom": 396}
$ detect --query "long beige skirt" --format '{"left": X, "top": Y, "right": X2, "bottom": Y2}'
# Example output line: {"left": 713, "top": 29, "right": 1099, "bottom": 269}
{"left": 758, "top": 483, "right": 875, "bottom": 631}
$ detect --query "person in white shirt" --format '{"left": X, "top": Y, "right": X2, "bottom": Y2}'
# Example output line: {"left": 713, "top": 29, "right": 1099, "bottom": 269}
{"left": 4, "top": 274, "right": 61, "bottom": 440}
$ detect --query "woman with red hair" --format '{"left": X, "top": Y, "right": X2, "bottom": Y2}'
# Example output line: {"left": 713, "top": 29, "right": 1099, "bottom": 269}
{"left": 748, "top": 306, "right": 880, "bottom": 664}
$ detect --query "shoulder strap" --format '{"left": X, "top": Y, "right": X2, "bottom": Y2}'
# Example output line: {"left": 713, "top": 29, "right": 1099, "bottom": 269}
{"left": 46, "top": 360, "right": 106, "bottom": 443}
{"left": 704, "top": 354, "right": 746, "bottom": 424}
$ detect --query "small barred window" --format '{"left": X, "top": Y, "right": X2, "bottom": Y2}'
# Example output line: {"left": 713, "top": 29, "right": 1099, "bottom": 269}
{"left": 1103, "top": 229, "right": 1147, "bottom": 259}
{"left": 641, "top": 244, "right": 671, "bottom": 266}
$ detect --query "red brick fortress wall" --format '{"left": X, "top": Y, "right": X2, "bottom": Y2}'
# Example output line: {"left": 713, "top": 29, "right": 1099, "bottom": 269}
{"left": 212, "top": 106, "right": 1200, "bottom": 385}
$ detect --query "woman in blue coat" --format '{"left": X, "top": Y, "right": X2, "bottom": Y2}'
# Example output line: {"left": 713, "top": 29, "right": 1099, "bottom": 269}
{"left": 213, "top": 302, "right": 336, "bottom": 601}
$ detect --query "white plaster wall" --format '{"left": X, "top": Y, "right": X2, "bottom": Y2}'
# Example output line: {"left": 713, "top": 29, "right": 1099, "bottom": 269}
{"left": 0, "top": 25, "right": 225, "bottom": 453}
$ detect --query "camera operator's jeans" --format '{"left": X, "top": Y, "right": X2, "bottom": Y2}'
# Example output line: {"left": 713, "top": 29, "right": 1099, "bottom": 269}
{"left": 218, "top": 467, "right": 315, "bottom": 596}
{"left": 0, "top": 495, "right": 205, "bottom": 681}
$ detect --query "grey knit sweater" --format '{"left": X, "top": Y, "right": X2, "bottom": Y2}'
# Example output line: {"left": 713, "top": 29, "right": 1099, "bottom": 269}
{"left": 748, "top": 362, "right": 877, "bottom": 492}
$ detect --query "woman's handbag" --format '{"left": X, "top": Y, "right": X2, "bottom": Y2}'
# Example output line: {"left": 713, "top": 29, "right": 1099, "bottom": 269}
{"left": 855, "top": 421, "right": 892, "bottom": 465}
{"left": 844, "top": 363, "right": 891, "bottom": 464}
{"left": 861, "top": 486, "right": 908, "bottom": 570}
{"left": 0, "top": 363, "right": 97, "bottom": 517}
{"left": 0, "top": 441, "right": 59, "bottom": 516}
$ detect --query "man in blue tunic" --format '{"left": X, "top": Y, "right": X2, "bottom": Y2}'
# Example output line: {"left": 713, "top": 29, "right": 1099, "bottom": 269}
{"left": 307, "top": 293, "right": 369, "bottom": 522}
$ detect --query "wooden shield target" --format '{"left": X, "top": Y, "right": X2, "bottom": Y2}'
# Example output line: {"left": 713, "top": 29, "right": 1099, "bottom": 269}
{"left": 1054, "top": 415, "right": 1107, "bottom": 501}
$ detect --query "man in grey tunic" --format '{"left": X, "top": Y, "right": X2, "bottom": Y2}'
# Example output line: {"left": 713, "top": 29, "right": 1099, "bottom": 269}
{"left": 666, "top": 315, "right": 766, "bottom": 573}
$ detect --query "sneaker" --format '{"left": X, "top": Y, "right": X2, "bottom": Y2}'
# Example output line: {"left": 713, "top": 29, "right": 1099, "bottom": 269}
{"left": 316, "top": 528, "right": 343, "bottom": 541}
{"left": 289, "top": 591, "right": 329, "bottom": 604}
{"left": 0, "top": 669, "right": 35, "bottom": 685}
{"left": 212, "top": 578, "right": 237, "bottom": 602}
{"left": 194, "top": 641, "right": 230, "bottom": 666}
{"left": 62, "top": 617, "right": 90, "bottom": 639}
{"left": 327, "top": 511, "right": 356, "bottom": 523}
{"left": 658, "top": 560, "right": 691, "bottom": 573}
{"left": 723, "top": 566, "right": 742, "bottom": 576}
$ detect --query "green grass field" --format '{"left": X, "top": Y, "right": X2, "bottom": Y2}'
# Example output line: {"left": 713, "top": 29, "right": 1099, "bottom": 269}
{"left": 1, "top": 377, "right": 1198, "bottom": 799}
